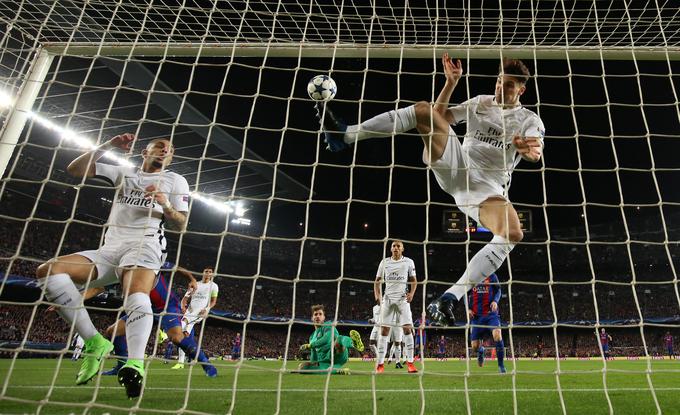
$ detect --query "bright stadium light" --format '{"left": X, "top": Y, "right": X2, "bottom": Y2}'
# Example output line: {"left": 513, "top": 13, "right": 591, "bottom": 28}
{"left": 0, "top": 90, "right": 14, "bottom": 109}
{"left": 190, "top": 192, "right": 249, "bottom": 217}
{"left": 0, "top": 93, "right": 231, "bottom": 210}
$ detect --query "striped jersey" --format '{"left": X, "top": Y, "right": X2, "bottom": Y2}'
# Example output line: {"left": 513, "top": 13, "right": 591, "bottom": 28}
{"left": 467, "top": 274, "right": 502, "bottom": 317}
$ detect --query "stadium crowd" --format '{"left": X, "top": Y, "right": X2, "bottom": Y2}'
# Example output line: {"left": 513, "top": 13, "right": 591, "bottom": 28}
{"left": 1, "top": 190, "right": 679, "bottom": 360}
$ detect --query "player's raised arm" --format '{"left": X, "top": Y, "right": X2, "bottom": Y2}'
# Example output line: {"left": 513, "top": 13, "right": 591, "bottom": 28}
{"left": 434, "top": 53, "right": 463, "bottom": 122}
{"left": 174, "top": 266, "right": 198, "bottom": 292}
{"left": 66, "top": 133, "right": 135, "bottom": 178}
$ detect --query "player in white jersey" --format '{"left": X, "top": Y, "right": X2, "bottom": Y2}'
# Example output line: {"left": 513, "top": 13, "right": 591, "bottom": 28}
{"left": 368, "top": 303, "right": 381, "bottom": 358}
{"left": 373, "top": 240, "right": 418, "bottom": 373}
{"left": 317, "top": 55, "right": 544, "bottom": 326}
{"left": 173, "top": 267, "right": 219, "bottom": 369}
{"left": 71, "top": 333, "right": 85, "bottom": 361}
{"left": 36, "top": 134, "right": 189, "bottom": 398}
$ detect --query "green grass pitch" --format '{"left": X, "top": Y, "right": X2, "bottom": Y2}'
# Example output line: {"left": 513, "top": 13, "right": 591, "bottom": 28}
{"left": 1, "top": 358, "right": 679, "bottom": 414}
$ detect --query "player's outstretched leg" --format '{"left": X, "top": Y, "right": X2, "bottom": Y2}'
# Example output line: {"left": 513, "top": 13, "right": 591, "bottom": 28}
{"left": 117, "top": 359, "right": 145, "bottom": 399}
{"left": 426, "top": 293, "right": 458, "bottom": 326}
{"left": 177, "top": 335, "right": 218, "bottom": 377}
{"left": 76, "top": 333, "right": 114, "bottom": 385}
{"left": 315, "top": 102, "right": 348, "bottom": 152}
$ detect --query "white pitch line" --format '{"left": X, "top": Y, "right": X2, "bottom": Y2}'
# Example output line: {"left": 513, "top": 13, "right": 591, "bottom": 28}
{"left": 5, "top": 386, "right": 680, "bottom": 393}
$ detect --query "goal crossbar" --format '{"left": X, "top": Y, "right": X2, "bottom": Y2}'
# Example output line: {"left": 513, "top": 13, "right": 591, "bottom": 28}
{"left": 42, "top": 42, "right": 680, "bottom": 60}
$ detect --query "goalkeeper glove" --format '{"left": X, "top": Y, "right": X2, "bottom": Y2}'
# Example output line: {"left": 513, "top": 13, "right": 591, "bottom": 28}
{"left": 299, "top": 343, "right": 311, "bottom": 351}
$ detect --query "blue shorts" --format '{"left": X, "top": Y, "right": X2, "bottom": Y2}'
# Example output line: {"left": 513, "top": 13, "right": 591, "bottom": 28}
{"left": 602, "top": 344, "right": 609, "bottom": 352}
{"left": 470, "top": 314, "right": 501, "bottom": 341}
{"left": 668, "top": 347, "right": 674, "bottom": 355}
{"left": 232, "top": 346, "right": 241, "bottom": 355}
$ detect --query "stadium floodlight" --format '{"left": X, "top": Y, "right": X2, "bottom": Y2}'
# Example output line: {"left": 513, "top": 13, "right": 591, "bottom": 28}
{"left": 0, "top": 92, "right": 235, "bottom": 209}
{"left": 0, "top": 90, "right": 13, "bottom": 109}
{"left": 190, "top": 191, "right": 248, "bottom": 217}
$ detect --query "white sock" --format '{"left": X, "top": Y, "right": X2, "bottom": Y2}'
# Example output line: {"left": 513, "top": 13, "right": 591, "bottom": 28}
{"left": 124, "top": 292, "right": 153, "bottom": 361}
{"left": 345, "top": 105, "right": 417, "bottom": 144}
{"left": 377, "top": 335, "right": 389, "bottom": 365}
{"left": 445, "top": 235, "right": 515, "bottom": 300}
{"left": 41, "top": 273, "right": 97, "bottom": 340}
{"left": 370, "top": 344, "right": 378, "bottom": 358}
{"left": 404, "top": 334, "right": 414, "bottom": 363}
{"left": 395, "top": 344, "right": 402, "bottom": 363}
{"left": 177, "top": 347, "right": 186, "bottom": 363}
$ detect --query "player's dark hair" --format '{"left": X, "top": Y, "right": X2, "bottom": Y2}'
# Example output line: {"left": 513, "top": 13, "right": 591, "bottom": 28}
{"left": 311, "top": 304, "right": 325, "bottom": 313}
{"left": 499, "top": 58, "right": 530, "bottom": 84}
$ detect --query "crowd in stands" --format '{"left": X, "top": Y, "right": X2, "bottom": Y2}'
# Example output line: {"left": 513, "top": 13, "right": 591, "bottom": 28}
{"left": 1, "top": 190, "right": 679, "bottom": 360}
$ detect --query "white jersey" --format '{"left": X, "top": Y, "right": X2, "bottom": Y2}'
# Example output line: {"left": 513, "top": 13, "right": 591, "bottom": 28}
{"left": 376, "top": 256, "right": 416, "bottom": 302}
{"left": 448, "top": 95, "right": 545, "bottom": 188}
{"left": 95, "top": 163, "right": 190, "bottom": 242}
{"left": 72, "top": 334, "right": 84, "bottom": 349}
{"left": 186, "top": 281, "right": 219, "bottom": 314}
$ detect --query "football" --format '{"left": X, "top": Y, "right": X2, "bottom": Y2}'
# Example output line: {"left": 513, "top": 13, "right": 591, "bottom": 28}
{"left": 307, "top": 75, "right": 337, "bottom": 101}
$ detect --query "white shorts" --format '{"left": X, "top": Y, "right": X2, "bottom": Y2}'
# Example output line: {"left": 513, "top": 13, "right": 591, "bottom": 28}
{"left": 181, "top": 313, "right": 205, "bottom": 334}
{"left": 379, "top": 298, "right": 413, "bottom": 328}
{"left": 427, "top": 128, "right": 506, "bottom": 223}
{"left": 77, "top": 234, "right": 167, "bottom": 289}
{"left": 390, "top": 326, "right": 404, "bottom": 343}
{"left": 370, "top": 326, "right": 380, "bottom": 342}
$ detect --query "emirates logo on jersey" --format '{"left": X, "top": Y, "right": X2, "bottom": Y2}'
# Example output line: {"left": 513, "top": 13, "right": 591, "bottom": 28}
{"left": 117, "top": 189, "right": 155, "bottom": 208}
{"left": 472, "top": 127, "right": 514, "bottom": 150}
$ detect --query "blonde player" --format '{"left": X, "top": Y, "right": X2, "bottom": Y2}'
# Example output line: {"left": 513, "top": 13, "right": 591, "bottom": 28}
{"left": 37, "top": 134, "right": 189, "bottom": 398}
{"left": 172, "top": 267, "right": 219, "bottom": 369}
{"left": 317, "top": 56, "right": 544, "bottom": 326}
{"left": 373, "top": 240, "right": 418, "bottom": 374}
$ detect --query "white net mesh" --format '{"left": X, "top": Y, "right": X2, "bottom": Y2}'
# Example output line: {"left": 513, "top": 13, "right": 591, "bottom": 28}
{"left": 1, "top": 1, "right": 680, "bottom": 414}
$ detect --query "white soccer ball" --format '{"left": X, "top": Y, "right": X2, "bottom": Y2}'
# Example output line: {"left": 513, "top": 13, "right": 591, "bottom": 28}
{"left": 307, "top": 75, "right": 337, "bottom": 101}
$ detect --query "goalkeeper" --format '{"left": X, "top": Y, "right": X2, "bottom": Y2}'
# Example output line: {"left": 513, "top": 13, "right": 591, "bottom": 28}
{"left": 296, "top": 304, "right": 364, "bottom": 374}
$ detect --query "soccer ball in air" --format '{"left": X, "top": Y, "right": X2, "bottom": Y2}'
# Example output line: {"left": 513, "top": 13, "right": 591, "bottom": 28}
{"left": 307, "top": 75, "right": 337, "bottom": 101}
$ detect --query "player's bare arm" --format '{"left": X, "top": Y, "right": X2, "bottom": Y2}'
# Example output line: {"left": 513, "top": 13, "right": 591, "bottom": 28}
{"left": 373, "top": 275, "right": 382, "bottom": 304}
{"left": 144, "top": 184, "right": 187, "bottom": 230}
{"left": 435, "top": 53, "right": 463, "bottom": 122}
{"left": 174, "top": 266, "right": 198, "bottom": 292}
{"left": 513, "top": 135, "right": 542, "bottom": 162}
{"left": 200, "top": 297, "right": 217, "bottom": 318}
{"left": 406, "top": 275, "right": 417, "bottom": 303}
{"left": 66, "top": 133, "right": 135, "bottom": 178}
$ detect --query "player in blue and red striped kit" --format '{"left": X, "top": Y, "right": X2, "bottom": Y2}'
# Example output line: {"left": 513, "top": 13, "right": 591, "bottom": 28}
{"left": 99, "top": 263, "right": 217, "bottom": 377}
{"left": 600, "top": 328, "right": 612, "bottom": 359}
{"left": 664, "top": 332, "right": 674, "bottom": 358}
{"left": 468, "top": 273, "right": 505, "bottom": 373}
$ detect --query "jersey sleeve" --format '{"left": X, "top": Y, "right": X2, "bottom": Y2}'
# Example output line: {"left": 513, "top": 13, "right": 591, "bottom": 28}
{"left": 211, "top": 282, "right": 219, "bottom": 298}
{"left": 94, "top": 162, "right": 125, "bottom": 186}
{"left": 375, "top": 259, "right": 385, "bottom": 279}
{"left": 409, "top": 259, "right": 417, "bottom": 278}
{"left": 522, "top": 114, "right": 546, "bottom": 146}
{"left": 170, "top": 175, "right": 190, "bottom": 212}
{"left": 490, "top": 274, "right": 502, "bottom": 303}
{"left": 447, "top": 96, "right": 479, "bottom": 126}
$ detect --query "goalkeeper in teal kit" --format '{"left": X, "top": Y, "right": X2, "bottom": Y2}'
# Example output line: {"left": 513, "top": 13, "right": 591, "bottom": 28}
{"left": 296, "top": 304, "right": 364, "bottom": 374}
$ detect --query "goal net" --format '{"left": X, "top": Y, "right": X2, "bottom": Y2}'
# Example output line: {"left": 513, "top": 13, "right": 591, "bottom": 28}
{"left": 1, "top": 0, "right": 679, "bottom": 413}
